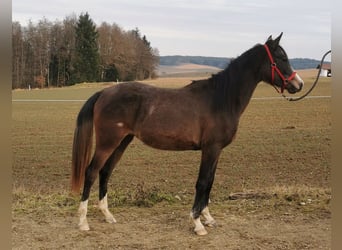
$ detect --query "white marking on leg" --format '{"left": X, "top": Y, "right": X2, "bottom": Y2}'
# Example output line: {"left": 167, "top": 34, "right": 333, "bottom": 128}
{"left": 78, "top": 200, "right": 90, "bottom": 231}
{"left": 190, "top": 211, "right": 207, "bottom": 235}
{"left": 99, "top": 194, "right": 116, "bottom": 223}
{"left": 201, "top": 207, "right": 216, "bottom": 227}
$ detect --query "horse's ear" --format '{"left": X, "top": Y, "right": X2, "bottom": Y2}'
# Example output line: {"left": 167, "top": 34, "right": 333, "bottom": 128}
{"left": 266, "top": 32, "right": 283, "bottom": 49}
{"left": 273, "top": 32, "right": 283, "bottom": 46}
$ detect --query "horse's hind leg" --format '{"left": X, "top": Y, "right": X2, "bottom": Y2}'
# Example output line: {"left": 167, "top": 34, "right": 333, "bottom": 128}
{"left": 78, "top": 131, "right": 129, "bottom": 231}
{"left": 78, "top": 146, "right": 115, "bottom": 230}
{"left": 98, "top": 134, "right": 134, "bottom": 223}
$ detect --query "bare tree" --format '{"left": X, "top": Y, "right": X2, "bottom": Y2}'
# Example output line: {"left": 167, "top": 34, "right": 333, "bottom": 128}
{"left": 12, "top": 14, "right": 159, "bottom": 88}
{"left": 12, "top": 22, "right": 23, "bottom": 88}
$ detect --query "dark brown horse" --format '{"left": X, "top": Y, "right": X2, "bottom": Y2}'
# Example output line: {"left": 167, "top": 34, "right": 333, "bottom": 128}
{"left": 71, "top": 33, "right": 303, "bottom": 235}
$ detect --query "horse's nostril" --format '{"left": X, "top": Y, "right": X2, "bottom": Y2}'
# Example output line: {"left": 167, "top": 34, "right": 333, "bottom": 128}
{"left": 299, "top": 82, "right": 303, "bottom": 90}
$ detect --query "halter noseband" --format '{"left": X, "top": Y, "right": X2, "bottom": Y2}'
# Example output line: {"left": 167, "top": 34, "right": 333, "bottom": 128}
{"left": 264, "top": 44, "right": 297, "bottom": 93}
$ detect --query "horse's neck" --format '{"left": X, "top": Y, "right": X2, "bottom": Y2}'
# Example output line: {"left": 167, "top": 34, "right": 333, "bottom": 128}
{"left": 188, "top": 45, "right": 264, "bottom": 117}
{"left": 232, "top": 71, "right": 259, "bottom": 115}
{"left": 224, "top": 48, "right": 263, "bottom": 116}
{"left": 212, "top": 67, "right": 258, "bottom": 118}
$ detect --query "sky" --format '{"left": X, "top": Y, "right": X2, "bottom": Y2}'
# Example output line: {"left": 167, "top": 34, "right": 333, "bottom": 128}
{"left": 12, "top": 0, "right": 331, "bottom": 60}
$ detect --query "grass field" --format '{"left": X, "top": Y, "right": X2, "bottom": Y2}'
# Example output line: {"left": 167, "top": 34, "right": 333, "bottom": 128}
{"left": 12, "top": 70, "right": 331, "bottom": 249}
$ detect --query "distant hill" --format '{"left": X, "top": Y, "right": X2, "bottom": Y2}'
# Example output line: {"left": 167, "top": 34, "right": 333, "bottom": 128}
{"left": 157, "top": 63, "right": 221, "bottom": 77}
{"left": 159, "top": 56, "right": 231, "bottom": 69}
{"left": 159, "top": 56, "right": 325, "bottom": 70}
{"left": 289, "top": 58, "right": 325, "bottom": 70}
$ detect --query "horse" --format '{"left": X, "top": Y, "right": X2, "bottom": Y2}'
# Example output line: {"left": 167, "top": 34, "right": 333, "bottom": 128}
{"left": 71, "top": 33, "right": 303, "bottom": 235}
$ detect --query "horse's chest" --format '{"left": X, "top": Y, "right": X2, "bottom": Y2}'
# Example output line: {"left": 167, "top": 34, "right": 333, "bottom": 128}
{"left": 204, "top": 120, "right": 238, "bottom": 148}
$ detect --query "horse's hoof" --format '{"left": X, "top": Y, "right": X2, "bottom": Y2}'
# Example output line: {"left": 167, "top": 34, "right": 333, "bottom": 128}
{"left": 195, "top": 227, "right": 208, "bottom": 236}
{"left": 204, "top": 219, "right": 217, "bottom": 227}
{"left": 105, "top": 217, "right": 117, "bottom": 224}
{"left": 79, "top": 223, "right": 90, "bottom": 231}
{"left": 78, "top": 217, "right": 90, "bottom": 231}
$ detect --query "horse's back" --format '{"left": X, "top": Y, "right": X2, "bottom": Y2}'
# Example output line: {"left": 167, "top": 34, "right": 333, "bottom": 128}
{"left": 94, "top": 82, "right": 206, "bottom": 150}
{"left": 92, "top": 82, "right": 149, "bottom": 126}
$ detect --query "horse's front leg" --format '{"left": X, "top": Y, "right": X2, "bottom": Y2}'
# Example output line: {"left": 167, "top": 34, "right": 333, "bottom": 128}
{"left": 191, "top": 147, "right": 221, "bottom": 235}
{"left": 202, "top": 206, "right": 216, "bottom": 227}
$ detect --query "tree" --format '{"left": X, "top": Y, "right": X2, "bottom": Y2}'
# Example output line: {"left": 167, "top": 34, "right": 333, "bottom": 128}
{"left": 12, "top": 22, "right": 23, "bottom": 89}
{"left": 49, "top": 15, "right": 77, "bottom": 86}
{"left": 73, "top": 12, "right": 100, "bottom": 83}
{"left": 97, "top": 22, "right": 121, "bottom": 82}
{"left": 97, "top": 24, "right": 158, "bottom": 81}
{"left": 125, "top": 28, "right": 159, "bottom": 80}
{"left": 12, "top": 14, "right": 159, "bottom": 88}
{"left": 49, "top": 21, "right": 65, "bottom": 86}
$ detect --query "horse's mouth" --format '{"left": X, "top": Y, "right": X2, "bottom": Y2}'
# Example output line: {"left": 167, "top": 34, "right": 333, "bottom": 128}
{"left": 287, "top": 81, "right": 303, "bottom": 94}
{"left": 287, "top": 86, "right": 299, "bottom": 94}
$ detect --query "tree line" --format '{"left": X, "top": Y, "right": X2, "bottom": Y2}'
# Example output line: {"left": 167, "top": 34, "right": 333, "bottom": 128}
{"left": 12, "top": 13, "right": 159, "bottom": 89}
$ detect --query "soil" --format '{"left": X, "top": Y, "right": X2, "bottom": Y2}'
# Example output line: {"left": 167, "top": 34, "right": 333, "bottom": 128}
{"left": 12, "top": 199, "right": 330, "bottom": 249}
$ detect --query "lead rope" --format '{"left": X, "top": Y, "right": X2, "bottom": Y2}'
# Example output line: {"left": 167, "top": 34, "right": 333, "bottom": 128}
{"left": 285, "top": 50, "right": 331, "bottom": 102}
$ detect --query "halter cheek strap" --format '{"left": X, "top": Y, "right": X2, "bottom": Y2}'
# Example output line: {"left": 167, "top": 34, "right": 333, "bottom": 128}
{"left": 264, "top": 44, "right": 297, "bottom": 93}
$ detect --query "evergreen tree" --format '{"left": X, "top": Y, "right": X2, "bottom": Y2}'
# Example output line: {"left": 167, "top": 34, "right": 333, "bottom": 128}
{"left": 11, "top": 15, "right": 160, "bottom": 88}
{"left": 73, "top": 12, "right": 100, "bottom": 83}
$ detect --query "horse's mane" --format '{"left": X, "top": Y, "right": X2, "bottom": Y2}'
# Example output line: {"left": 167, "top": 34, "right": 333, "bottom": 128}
{"left": 210, "top": 44, "right": 263, "bottom": 112}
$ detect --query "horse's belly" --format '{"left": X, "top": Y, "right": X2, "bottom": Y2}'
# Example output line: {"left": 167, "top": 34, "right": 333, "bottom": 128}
{"left": 135, "top": 123, "right": 201, "bottom": 151}
{"left": 132, "top": 98, "right": 203, "bottom": 150}
{"left": 139, "top": 136, "right": 200, "bottom": 151}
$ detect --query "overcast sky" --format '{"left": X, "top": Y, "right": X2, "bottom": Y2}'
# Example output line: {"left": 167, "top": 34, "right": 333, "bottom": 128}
{"left": 12, "top": 0, "right": 331, "bottom": 60}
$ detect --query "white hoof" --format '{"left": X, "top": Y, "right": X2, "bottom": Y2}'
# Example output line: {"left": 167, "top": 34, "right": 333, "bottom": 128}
{"left": 204, "top": 219, "right": 217, "bottom": 227}
{"left": 78, "top": 220, "right": 90, "bottom": 231}
{"left": 194, "top": 226, "right": 208, "bottom": 236}
{"left": 191, "top": 211, "right": 208, "bottom": 236}
{"left": 99, "top": 194, "right": 117, "bottom": 224}
{"left": 105, "top": 215, "right": 117, "bottom": 224}
{"left": 78, "top": 200, "right": 89, "bottom": 231}
{"left": 201, "top": 207, "right": 216, "bottom": 228}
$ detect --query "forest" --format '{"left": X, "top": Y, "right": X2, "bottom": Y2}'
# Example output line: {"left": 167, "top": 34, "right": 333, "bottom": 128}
{"left": 12, "top": 13, "right": 159, "bottom": 89}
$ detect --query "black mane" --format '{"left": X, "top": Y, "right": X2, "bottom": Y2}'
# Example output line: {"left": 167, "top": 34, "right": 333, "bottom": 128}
{"left": 210, "top": 44, "right": 264, "bottom": 113}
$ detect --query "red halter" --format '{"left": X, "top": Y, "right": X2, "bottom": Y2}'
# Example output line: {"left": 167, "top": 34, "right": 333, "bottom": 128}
{"left": 264, "top": 44, "right": 297, "bottom": 93}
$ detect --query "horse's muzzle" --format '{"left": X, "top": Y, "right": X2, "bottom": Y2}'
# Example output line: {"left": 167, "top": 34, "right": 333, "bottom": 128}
{"left": 287, "top": 74, "right": 304, "bottom": 94}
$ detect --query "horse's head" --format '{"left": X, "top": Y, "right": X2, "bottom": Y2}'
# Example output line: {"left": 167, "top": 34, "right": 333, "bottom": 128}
{"left": 262, "top": 33, "right": 304, "bottom": 94}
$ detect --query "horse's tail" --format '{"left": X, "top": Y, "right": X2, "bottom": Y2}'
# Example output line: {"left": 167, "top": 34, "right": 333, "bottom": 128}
{"left": 71, "top": 91, "right": 102, "bottom": 193}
